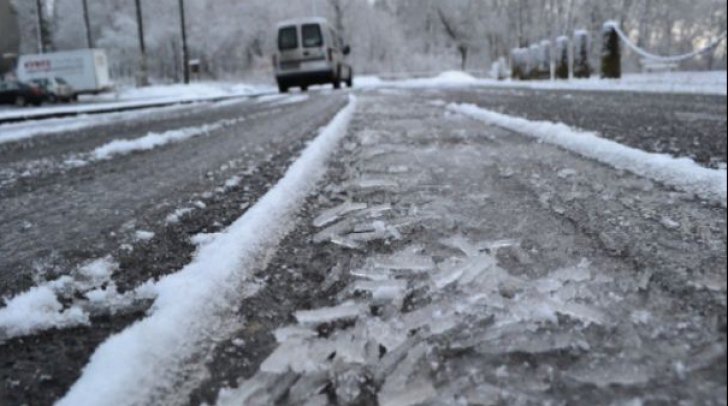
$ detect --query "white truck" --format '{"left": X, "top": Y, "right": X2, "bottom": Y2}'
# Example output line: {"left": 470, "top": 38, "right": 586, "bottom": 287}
{"left": 17, "top": 49, "right": 113, "bottom": 97}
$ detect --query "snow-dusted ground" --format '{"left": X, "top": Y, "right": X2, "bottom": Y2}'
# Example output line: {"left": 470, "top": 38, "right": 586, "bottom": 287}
{"left": 357, "top": 70, "right": 728, "bottom": 96}
{"left": 0, "top": 82, "right": 274, "bottom": 122}
{"left": 0, "top": 78, "right": 724, "bottom": 404}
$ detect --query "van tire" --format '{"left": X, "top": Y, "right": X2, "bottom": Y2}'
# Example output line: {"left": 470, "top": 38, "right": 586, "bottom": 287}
{"left": 333, "top": 66, "right": 342, "bottom": 89}
{"left": 278, "top": 84, "right": 289, "bottom": 93}
{"left": 301, "top": 85, "right": 309, "bottom": 92}
{"left": 346, "top": 70, "right": 354, "bottom": 88}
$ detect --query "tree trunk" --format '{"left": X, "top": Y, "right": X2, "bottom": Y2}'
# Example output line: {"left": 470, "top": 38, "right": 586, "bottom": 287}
{"left": 459, "top": 45, "right": 468, "bottom": 71}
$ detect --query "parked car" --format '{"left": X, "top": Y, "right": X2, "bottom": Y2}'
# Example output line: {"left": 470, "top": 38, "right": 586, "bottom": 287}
{"left": 273, "top": 17, "right": 354, "bottom": 93}
{"left": 30, "top": 77, "right": 75, "bottom": 102}
{"left": 0, "top": 80, "right": 45, "bottom": 107}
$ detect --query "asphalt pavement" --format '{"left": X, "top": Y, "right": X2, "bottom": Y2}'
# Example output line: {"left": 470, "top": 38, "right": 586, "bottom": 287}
{"left": 0, "top": 86, "right": 725, "bottom": 405}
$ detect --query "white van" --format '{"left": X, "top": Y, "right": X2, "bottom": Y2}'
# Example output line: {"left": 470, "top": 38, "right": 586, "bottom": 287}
{"left": 273, "top": 18, "right": 353, "bottom": 93}
{"left": 17, "top": 49, "right": 113, "bottom": 97}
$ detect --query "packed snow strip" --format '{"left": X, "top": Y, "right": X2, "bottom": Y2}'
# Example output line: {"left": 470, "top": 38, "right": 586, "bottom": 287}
{"left": 58, "top": 95, "right": 357, "bottom": 406}
{"left": 449, "top": 103, "right": 727, "bottom": 206}
{"left": 92, "top": 117, "right": 243, "bottom": 160}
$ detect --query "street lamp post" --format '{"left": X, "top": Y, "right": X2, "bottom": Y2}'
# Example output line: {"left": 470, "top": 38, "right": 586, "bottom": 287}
{"left": 82, "top": 0, "right": 94, "bottom": 48}
{"left": 34, "top": 0, "right": 45, "bottom": 53}
{"left": 179, "top": 0, "right": 190, "bottom": 84}
{"left": 134, "top": 0, "right": 149, "bottom": 86}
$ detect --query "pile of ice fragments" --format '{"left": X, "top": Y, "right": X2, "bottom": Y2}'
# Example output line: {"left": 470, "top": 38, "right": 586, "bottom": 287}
{"left": 219, "top": 211, "right": 618, "bottom": 406}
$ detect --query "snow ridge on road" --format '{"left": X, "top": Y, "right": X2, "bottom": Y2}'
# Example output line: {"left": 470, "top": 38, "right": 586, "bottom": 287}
{"left": 92, "top": 117, "right": 244, "bottom": 160}
{"left": 57, "top": 95, "right": 357, "bottom": 406}
{"left": 449, "top": 103, "right": 727, "bottom": 207}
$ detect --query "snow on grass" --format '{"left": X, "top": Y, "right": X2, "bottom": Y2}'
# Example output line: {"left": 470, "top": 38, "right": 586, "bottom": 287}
{"left": 0, "top": 257, "right": 118, "bottom": 341}
{"left": 449, "top": 103, "right": 727, "bottom": 207}
{"left": 92, "top": 117, "right": 243, "bottom": 160}
{"left": 58, "top": 95, "right": 358, "bottom": 406}
{"left": 356, "top": 70, "right": 727, "bottom": 96}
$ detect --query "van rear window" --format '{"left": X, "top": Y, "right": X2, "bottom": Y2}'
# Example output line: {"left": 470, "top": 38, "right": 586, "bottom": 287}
{"left": 278, "top": 26, "right": 298, "bottom": 51}
{"left": 302, "top": 24, "right": 323, "bottom": 48}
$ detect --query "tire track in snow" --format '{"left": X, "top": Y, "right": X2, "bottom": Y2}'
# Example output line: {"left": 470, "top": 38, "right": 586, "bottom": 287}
{"left": 449, "top": 103, "right": 727, "bottom": 207}
{"left": 0, "top": 95, "right": 314, "bottom": 193}
{"left": 57, "top": 95, "right": 358, "bottom": 406}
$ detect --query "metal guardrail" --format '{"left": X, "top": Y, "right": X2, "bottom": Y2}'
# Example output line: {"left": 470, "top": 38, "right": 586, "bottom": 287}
{"left": 605, "top": 21, "right": 727, "bottom": 64}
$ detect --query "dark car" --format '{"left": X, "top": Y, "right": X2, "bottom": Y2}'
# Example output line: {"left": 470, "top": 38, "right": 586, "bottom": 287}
{"left": 30, "top": 77, "right": 75, "bottom": 103}
{"left": 0, "top": 80, "right": 45, "bottom": 107}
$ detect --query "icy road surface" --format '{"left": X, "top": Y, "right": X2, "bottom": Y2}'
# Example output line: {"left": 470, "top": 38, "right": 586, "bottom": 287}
{"left": 0, "top": 86, "right": 726, "bottom": 405}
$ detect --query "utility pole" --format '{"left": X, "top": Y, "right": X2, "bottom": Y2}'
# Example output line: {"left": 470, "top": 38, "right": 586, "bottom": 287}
{"left": 81, "top": 0, "right": 94, "bottom": 48}
{"left": 134, "top": 0, "right": 149, "bottom": 86}
{"left": 178, "top": 0, "right": 190, "bottom": 84}
{"left": 35, "top": 0, "right": 45, "bottom": 53}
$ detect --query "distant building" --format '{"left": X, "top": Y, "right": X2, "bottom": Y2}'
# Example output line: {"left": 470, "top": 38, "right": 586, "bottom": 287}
{"left": 0, "top": 0, "right": 20, "bottom": 77}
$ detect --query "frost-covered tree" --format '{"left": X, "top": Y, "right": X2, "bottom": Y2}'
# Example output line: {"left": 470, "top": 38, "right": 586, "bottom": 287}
{"left": 13, "top": 0, "right": 724, "bottom": 81}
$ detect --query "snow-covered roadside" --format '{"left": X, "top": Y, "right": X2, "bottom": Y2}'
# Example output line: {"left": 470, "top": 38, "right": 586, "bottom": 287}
{"left": 57, "top": 95, "right": 357, "bottom": 406}
{"left": 91, "top": 117, "right": 244, "bottom": 160}
{"left": 0, "top": 82, "right": 275, "bottom": 123}
{"left": 356, "top": 70, "right": 728, "bottom": 96}
{"left": 449, "top": 103, "right": 727, "bottom": 207}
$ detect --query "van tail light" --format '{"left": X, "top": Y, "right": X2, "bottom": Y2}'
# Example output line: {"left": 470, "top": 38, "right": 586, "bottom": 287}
{"left": 327, "top": 48, "right": 333, "bottom": 62}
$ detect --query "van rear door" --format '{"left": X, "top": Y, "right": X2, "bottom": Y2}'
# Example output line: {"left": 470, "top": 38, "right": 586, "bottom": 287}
{"left": 300, "top": 24, "right": 326, "bottom": 63}
{"left": 278, "top": 26, "right": 301, "bottom": 71}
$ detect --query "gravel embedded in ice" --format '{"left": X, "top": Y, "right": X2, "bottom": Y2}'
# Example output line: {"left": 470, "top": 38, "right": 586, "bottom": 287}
{"left": 134, "top": 230, "right": 155, "bottom": 241}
